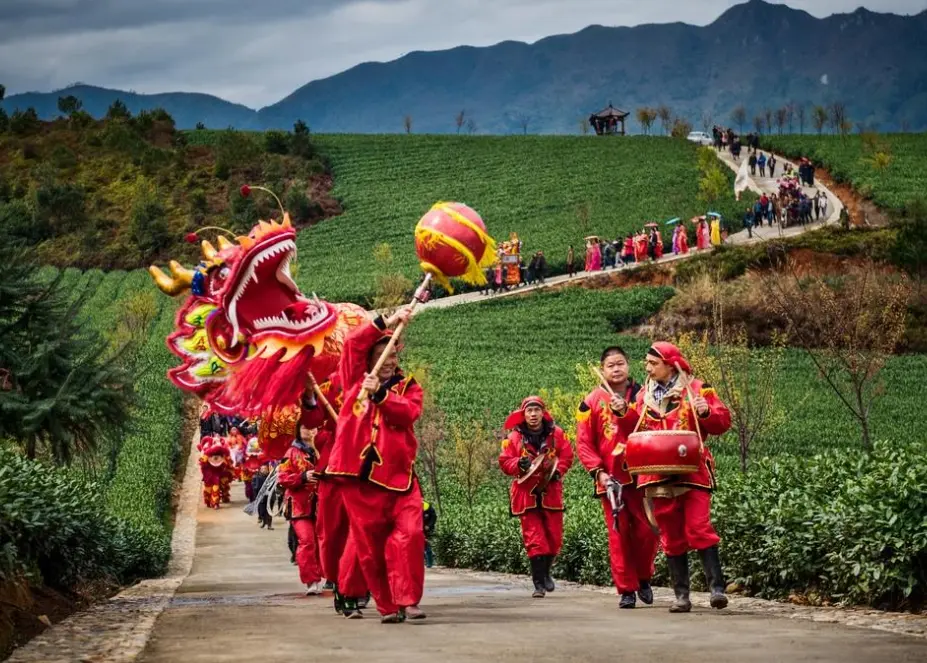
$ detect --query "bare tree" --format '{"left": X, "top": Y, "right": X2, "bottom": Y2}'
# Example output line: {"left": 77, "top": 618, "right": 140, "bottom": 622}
{"left": 403, "top": 114, "right": 413, "bottom": 134}
{"left": 657, "top": 105, "right": 672, "bottom": 135}
{"left": 674, "top": 283, "right": 786, "bottom": 472}
{"left": 753, "top": 114, "right": 765, "bottom": 134}
{"left": 766, "top": 255, "right": 912, "bottom": 451}
{"left": 829, "top": 101, "right": 848, "bottom": 135}
{"left": 513, "top": 112, "right": 531, "bottom": 135}
{"left": 900, "top": 118, "right": 911, "bottom": 133}
{"left": 730, "top": 105, "right": 747, "bottom": 134}
{"left": 701, "top": 109, "right": 714, "bottom": 134}
{"left": 786, "top": 102, "right": 795, "bottom": 134}
{"left": 812, "top": 105, "right": 828, "bottom": 134}
{"left": 774, "top": 107, "right": 788, "bottom": 135}
{"left": 764, "top": 107, "right": 773, "bottom": 135}
{"left": 579, "top": 117, "right": 590, "bottom": 135}
{"left": 410, "top": 364, "right": 447, "bottom": 510}
{"left": 796, "top": 104, "right": 806, "bottom": 134}
{"left": 452, "top": 414, "right": 499, "bottom": 509}
{"left": 455, "top": 109, "right": 466, "bottom": 134}
{"left": 636, "top": 107, "right": 656, "bottom": 135}
{"left": 466, "top": 117, "right": 477, "bottom": 135}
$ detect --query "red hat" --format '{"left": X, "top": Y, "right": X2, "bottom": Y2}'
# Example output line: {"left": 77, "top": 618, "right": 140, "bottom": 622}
{"left": 367, "top": 328, "right": 404, "bottom": 363}
{"left": 647, "top": 341, "right": 691, "bottom": 374}
{"left": 504, "top": 395, "right": 553, "bottom": 429}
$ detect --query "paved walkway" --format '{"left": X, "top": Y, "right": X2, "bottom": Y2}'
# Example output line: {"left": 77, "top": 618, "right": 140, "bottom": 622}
{"left": 418, "top": 147, "right": 842, "bottom": 312}
{"left": 141, "top": 483, "right": 925, "bottom": 663}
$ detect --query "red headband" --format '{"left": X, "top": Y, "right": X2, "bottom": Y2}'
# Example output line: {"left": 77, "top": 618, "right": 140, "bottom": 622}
{"left": 647, "top": 341, "right": 691, "bottom": 374}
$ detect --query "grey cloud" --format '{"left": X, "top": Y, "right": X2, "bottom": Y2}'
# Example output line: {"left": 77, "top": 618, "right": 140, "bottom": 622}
{"left": 1, "top": 0, "right": 924, "bottom": 108}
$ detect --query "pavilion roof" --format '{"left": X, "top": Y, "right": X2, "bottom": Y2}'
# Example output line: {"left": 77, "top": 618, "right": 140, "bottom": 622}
{"left": 591, "top": 103, "right": 629, "bottom": 118}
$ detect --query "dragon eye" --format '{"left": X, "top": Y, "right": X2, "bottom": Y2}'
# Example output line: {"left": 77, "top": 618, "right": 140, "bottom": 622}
{"left": 219, "top": 267, "right": 230, "bottom": 280}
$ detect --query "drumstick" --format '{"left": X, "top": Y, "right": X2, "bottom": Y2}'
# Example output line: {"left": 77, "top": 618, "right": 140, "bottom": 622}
{"left": 355, "top": 274, "right": 432, "bottom": 406}
{"left": 312, "top": 382, "right": 338, "bottom": 423}
{"left": 674, "top": 362, "right": 704, "bottom": 443}
{"left": 591, "top": 366, "right": 617, "bottom": 397}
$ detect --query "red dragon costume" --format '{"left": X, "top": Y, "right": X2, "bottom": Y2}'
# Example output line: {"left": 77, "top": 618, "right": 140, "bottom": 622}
{"left": 614, "top": 341, "right": 732, "bottom": 613}
{"left": 498, "top": 396, "right": 574, "bottom": 598}
{"left": 576, "top": 355, "right": 658, "bottom": 609}
{"left": 148, "top": 214, "right": 366, "bottom": 458}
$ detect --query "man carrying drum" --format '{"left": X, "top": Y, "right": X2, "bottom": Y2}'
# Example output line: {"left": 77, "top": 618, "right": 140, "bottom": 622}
{"left": 612, "top": 342, "right": 732, "bottom": 613}
{"left": 576, "top": 346, "right": 658, "bottom": 609}
{"left": 498, "top": 396, "right": 574, "bottom": 598}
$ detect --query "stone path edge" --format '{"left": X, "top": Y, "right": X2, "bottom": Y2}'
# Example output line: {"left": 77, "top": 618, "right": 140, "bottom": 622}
{"left": 7, "top": 431, "right": 202, "bottom": 663}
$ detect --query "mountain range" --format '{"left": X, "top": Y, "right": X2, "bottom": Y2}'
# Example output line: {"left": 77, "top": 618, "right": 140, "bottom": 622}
{"left": 3, "top": 0, "right": 926, "bottom": 134}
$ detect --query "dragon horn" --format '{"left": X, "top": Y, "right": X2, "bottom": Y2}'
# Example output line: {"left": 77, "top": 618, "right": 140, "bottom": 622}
{"left": 148, "top": 260, "right": 195, "bottom": 295}
{"left": 201, "top": 240, "right": 218, "bottom": 261}
{"left": 217, "top": 236, "right": 234, "bottom": 251}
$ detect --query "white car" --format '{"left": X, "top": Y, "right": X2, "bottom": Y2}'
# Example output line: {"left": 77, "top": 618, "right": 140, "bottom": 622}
{"left": 687, "top": 131, "right": 713, "bottom": 146}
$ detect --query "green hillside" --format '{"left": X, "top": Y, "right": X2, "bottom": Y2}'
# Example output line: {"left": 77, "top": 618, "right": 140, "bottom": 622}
{"left": 295, "top": 134, "right": 746, "bottom": 305}
{"left": 762, "top": 133, "right": 927, "bottom": 211}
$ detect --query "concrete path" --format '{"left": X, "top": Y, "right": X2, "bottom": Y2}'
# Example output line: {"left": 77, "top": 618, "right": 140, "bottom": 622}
{"left": 418, "top": 147, "right": 843, "bottom": 312}
{"left": 132, "top": 482, "right": 926, "bottom": 663}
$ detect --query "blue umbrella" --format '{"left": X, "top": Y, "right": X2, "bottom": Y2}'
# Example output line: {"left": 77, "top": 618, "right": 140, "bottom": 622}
{"left": 707, "top": 211, "right": 722, "bottom": 218}
{"left": 664, "top": 217, "right": 681, "bottom": 225}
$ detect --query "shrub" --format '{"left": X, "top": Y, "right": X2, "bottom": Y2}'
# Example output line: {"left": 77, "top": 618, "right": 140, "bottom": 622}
{"left": 264, "top": 130, "right": 290, "bottom": 155}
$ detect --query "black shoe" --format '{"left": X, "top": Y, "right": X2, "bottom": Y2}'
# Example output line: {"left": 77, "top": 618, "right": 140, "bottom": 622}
{"left": 542, "top": 555, "right": 556, "bottom": 593}
{"left": 530, "top": 556, "right": 546, "bottom": 598}
{"left": 357, "top": 593, "right": 370, "bottom": 609}
{"left": 637, "top": 580, "right": 654, "bottom": 605}
{"left": 619, "top": 592, "right": 636, "bottom": 609}
{"left": 666, "top": 554, "right": 692, "bottom": 613}
{"left": 333, "top": 589, "right": 345, "bottom": 615}
{"left": 699, "top": 546, "right": 729, "bottom": 609}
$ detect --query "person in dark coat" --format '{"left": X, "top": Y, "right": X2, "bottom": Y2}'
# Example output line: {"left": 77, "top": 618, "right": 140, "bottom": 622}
{"left": 423, "top": 501, "right": 437, "bottom": 568}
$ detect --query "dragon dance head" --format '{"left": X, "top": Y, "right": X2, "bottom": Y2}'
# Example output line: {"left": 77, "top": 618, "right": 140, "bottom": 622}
{"left": 149, "top": 213, "right": 366, "bottom": 418}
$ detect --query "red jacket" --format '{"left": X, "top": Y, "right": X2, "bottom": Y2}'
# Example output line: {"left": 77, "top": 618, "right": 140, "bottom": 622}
{"left": 277, "top": 441, "right": 318, "bottom": 519}
{"left": 499, "top": 423, "right": 574, "bottom": 515}
{"left": 300, "top": 372, "right": 343, "bottom": 471}
{"left": 616, "top": 377, "right": 731, "bottom": 490}
{"left": 576, "top": 382, "right": 642, "bottom": 492}
{"left": 325, "top": 318, "right": 423, "bottom": 492}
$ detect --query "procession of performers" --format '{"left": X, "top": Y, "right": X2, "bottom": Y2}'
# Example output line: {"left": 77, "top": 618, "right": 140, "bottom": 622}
{"left": 196, "top": 311, "right": 733, "bottom": 619}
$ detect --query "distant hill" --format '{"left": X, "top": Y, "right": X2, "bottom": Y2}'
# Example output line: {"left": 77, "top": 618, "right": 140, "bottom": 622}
{"left": 1, "top": 84, "right": 261, "bottom": 130}
{"left": 3, "top": 1, "right": 926, "bottom": 133}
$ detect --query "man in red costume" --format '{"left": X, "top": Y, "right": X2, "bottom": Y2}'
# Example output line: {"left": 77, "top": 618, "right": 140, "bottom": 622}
{"left": 613, "top": 341, "right": 732, "bottom": 613}
{"left": 301, "top": 372, "right": 369, "bottom": 617}
{"left": 498, "top": 396, "right": 574, "bottom": 598}
{"left": 325, "top": 306, "right": 426, "bottom": 623}
{"left": 576, "top": 346, "right": 658, "bottom": 609}
{"left": 277, "top": 425, "right": 325, "bottom": 596}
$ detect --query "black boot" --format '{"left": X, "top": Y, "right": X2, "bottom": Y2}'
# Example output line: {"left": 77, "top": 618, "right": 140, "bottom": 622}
{"left": 619, "top": 592, "right": 636, "bottom": 609}
{"left": 699, "top": 546, "right": 729, "bottom": 609}
{"left": 666, "top": 554, "right": 692, "bottom": 613}
{"left": 542, "top": 555, "right": 556, "bottom": 593}
{"left": 530, "top": 556, "right": 546, "bottom": 598}
{"left": 637, "top": 580, "right": 654, "bottom": 605}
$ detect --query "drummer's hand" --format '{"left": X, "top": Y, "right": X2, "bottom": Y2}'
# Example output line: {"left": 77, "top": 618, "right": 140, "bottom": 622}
{"left": 597, "top": 471, "right": 610, "bottom": 489}
{"left": 518, "top": 457, "right": 531, "bottom": 473}
{"left": 692, "top": 396, "right": 710, "bottom": 417}
{"left": 609, "top": 394, "right": 628, "bottom": 414}
{"left": 361, "top": 373, "right": 380, "bottom": 394}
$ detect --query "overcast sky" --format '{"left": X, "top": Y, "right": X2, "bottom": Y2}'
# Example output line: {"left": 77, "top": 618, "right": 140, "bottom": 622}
{"left": 1, "top": 0, "right": 923, "bottom": 108}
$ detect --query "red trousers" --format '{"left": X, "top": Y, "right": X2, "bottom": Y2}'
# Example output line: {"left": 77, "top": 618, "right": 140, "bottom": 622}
{"left": 600, "top": 486, "right": 658, "bottom": 593}
{"left": 339, "top": 479, "right": 425, "bottom": 616}
{"left": 651, "top": 488, "right": 720, "bottom": 556}
{"left": 316, "top": 479, "right": 366, "bottom": 597}
{"left": 292, "top": 518, "right": 323, "bottom": 585}
{"left": 519, "top": 508, "right": 563, "bottom": 558}
{"left": 203, "top": 483, "right": 220, "bottom": 509}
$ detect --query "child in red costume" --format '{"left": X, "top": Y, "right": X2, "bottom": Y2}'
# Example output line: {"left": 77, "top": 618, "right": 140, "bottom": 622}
{"left": 277, "top": 427, "right": 325, "bottom": 596}
{"left": 199, "top": 437, "right": 232, "bottom": 509}
{"left": 325, "top": 305, "right": 426, "bottom": 623}
{"left": 576, "top": 346, "right": 658, "bottom": 609}
{"left": 612, "top": 341, "right": 732, "bottom": 613}
{"left": 301, "top": 372, "right": 368, "bottom": 617}
{"left": 498, "top": 396, "right": 574, "bottom": 598}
